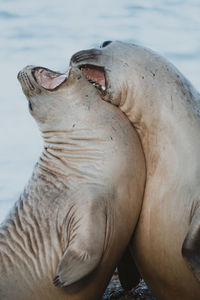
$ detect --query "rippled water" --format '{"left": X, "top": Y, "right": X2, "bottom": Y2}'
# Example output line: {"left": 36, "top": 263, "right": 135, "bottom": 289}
{"left": 0, "top": 0, "right": 200, "bottom": 221}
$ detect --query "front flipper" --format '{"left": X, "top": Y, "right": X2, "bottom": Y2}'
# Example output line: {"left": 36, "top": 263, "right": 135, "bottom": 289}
{"left": 117, "top": 245, "right": 141, "bottom": 290}
{"left": 182, "top": 207, "right": 200, "bottom": 281}
{"left": 53, "top": 203, "right": 106, "bottom": 287}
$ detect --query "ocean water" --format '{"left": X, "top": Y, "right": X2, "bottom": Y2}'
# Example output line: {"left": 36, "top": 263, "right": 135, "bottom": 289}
{"left": 0, "top": 0, "right": 200, "bottom": 222}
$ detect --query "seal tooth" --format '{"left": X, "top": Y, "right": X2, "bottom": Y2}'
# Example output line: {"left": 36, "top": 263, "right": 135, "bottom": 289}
{"left": 80, "top": 66, "right": 106, "bottom": 93}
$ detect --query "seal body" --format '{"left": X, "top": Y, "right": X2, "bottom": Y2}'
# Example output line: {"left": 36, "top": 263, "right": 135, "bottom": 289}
{"left": 0, "top": 65, "right": 145, "bottom": 299}
{"left": 71, "top": 41, "right": 200, "bottom": 300}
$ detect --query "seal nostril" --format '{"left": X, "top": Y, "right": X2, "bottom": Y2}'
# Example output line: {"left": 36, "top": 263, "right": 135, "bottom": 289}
{"left": 17, "top": 71, "right": 22, "bottom": 80}
{"left": 100, "top": 41, "right": 112, "bottom": 48}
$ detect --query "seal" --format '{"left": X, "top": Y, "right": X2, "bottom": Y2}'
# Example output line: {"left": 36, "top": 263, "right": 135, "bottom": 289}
{"left": 71, "top": 41, "right": 200, "bottom": 300}
{"left": 0, "top": 63, "right": 145, "bottom": 300}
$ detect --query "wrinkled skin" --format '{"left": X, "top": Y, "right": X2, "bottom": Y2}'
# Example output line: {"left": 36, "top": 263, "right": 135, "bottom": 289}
{"left": 71, "top": 41, "right": 200, "bottom": 300}
{"left": 0, "top": 64, "right": 145, "bottom": 299}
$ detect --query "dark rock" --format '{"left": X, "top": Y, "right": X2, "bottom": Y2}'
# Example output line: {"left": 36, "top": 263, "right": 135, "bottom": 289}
{"left": 103, "top": 272, "right": 157, "bottom": 300}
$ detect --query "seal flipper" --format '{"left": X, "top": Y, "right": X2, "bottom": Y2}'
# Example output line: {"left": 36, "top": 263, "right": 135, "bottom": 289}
{"left": 117, "top": 245, "right": 141, "bottom": 290}
{"left": 54, "top": 203, "right": 106, "bottom": 287}
{"left": 182, "top": 207, "right": 200, "bottom": 282}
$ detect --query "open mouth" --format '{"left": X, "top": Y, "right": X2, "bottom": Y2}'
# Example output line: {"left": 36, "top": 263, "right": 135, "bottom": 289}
{"left": 79, "top": 64, "right": 106, "bottom": 94}
{"left": 33, "top": 67, "right": 68, "bottom": 90}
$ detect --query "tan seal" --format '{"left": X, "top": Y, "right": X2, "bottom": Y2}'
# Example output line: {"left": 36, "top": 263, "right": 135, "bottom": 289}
{"left": 0, "top": 64, "right": 145, "bottom": 299}
{"left": 71, "top": 40, "right": 200, "bottom": 300}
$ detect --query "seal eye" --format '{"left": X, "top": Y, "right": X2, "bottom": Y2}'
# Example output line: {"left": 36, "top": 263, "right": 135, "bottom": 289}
{"left": 29, "top": 101, "right": 33, "bottom": 111}
{"left": 100, "top": 41, "right": 112, "bottom": 48}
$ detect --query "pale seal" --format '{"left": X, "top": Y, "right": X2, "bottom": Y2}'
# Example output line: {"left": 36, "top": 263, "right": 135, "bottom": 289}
{"left": 71, "top": 41, "right": 200, "bottom": 300}
{"left": 0, "top": 63, "right": 145, "bottom": 299}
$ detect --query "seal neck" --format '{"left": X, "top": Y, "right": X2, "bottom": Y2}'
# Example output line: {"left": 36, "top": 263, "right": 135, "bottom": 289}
{"left": 120, "top": 66, "right": 200, "bottom": 179}
{"left": 37, "top": 129, "right": 105, "bottom": 182}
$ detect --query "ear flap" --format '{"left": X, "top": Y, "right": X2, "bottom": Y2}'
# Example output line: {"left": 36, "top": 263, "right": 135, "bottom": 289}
{"left": 53, "top": 204, "right": 106, "bottom": 287}
{"left": 182, "top": 207, "right": 200, "bottom": 282}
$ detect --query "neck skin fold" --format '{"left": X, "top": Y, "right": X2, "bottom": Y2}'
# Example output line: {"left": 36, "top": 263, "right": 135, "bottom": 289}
{"left": 38, "top": 128, "right": 105, "bottom": 183}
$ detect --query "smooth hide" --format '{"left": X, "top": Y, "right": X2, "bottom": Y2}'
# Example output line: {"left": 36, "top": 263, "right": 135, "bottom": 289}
{"left": 71, "top": 41, "right": 200, "bottom": 300}
{"left": 0, "top": 64, "right": 145, "bottom": 299}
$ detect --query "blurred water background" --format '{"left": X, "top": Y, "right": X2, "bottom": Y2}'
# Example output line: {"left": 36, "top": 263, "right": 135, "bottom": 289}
{"left": 0, "top": 0, "right": 200, "bottom": 222}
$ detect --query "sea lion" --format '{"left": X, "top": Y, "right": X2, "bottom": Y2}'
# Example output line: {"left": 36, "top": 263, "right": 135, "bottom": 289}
{"left": 0, "top": 64, "right": 145, "bottom": 300}
{"left": 71, "top": 41, "right": 200, "bottom": 300}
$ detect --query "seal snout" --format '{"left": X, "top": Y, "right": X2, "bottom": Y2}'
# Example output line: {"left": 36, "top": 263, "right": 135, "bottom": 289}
{"left": 18, "top": 65, "right": 68, "bottom": 99}
{"left": 70, "top": 49, "right": 107, "bottom": 95}
{"left": 71, "top": 49, "right": 102, "bottom": 64}
{"left": 17, "top": 68, "right": 36, "bottom": 94}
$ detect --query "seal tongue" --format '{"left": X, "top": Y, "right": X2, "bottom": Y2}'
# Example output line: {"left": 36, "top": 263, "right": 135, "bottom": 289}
{"left": 81, "top": 67, "right": 105, "bottom": 90}
{"left": 34, "top": 69, "right": 67, "bottom": 90}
